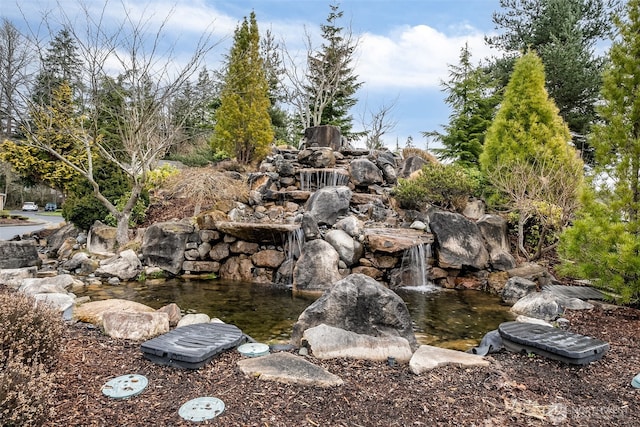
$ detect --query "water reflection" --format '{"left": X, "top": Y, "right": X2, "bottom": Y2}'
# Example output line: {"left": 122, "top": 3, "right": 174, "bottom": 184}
{"left": 75, "top": 278, "right": 514, "bottom": 350}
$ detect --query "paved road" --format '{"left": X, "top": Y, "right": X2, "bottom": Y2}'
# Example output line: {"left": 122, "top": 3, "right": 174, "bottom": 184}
{"left": 0, "top": 211, "right": 66, "bottom": 241}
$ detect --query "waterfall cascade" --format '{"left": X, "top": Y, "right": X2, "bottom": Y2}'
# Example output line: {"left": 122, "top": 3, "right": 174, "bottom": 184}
{"left": 299, "top": 169, "right": 349, "bottom": 191}
{"left": 399, "top": 242, "right": 438, "bottom": 292}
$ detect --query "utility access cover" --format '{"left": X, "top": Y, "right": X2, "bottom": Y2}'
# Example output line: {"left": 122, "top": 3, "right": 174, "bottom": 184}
{"left": 179, "top": 397, "right": 225, "bottom": 422}
{"left": 101, "top": 374, "right": 148, "bottom": 399}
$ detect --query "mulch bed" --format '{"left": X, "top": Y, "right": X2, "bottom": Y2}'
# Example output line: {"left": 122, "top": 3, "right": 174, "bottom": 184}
{"left": 43, "top": 303, "right": 640, "bottom": 426}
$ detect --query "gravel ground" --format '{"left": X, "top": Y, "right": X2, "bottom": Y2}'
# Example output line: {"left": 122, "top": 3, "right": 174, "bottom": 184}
{"left": 43, "top": 303, "right": 639, "bottom": 427}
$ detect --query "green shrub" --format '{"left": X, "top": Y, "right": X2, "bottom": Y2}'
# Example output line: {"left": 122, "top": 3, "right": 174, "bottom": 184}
{"left": 392, "top": 163, "right": 480, "bottom": 211}
{"left": 0, "top": 289, "right": 64, "bottom": 368}
{"left": 104, "top": 191, "right": 149, "bottom": 228}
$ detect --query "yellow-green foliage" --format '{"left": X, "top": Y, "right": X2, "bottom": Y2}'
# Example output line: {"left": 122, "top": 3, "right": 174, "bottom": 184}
{"left": 402, "top": 147, "right": 439, "bottom": 164}
{"left": 212, "top": 12, "right": 274, "bottom": 165}
{"left": 1, "top": 83, "right": 87, "bottom": 191}
{"left": 146, "top": 163, "right": 180, "bottom": 191}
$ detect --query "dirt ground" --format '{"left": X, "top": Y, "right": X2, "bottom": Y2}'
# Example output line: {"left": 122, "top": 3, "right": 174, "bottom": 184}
{"left": 44, "top": 303, "right": 639, "bottom": 427}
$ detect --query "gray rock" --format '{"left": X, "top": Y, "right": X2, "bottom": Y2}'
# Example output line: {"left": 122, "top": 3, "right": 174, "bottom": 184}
{"left": 19, "top": 274, "right": 81, "bottom": 295}
{"left": 398, "top": 156, "right": 428, "bottom": 178}
{"left": 141, "top": 221, "right": 194, "bottom": 275}
{"left": 428, "top": 210, "right": 489, "bottom": 270}
{"left": 177, "top": 313, "right": 210, "bottom": 327}
{"left": 87, "top": 221, "right": 117, "bottom": 256}
{"left": 334, "top": 216, "right": 364, "bottom": 238}
{"left": 510, "top": 292, "right": 564, "bottom": 321}
{"left": 305, "top": 186, "right": 352, "bottom": 226}
{"left": 349, "top": 158, "right": 384, "bottom": 187}
{"left": 502, "top": 277, "right": 537, "bottom": 305}
{"left": 44, "top": 223, "right": 81, "bottom": 257}
{"left": 297, "top": 147, "right": 336, "bottom": 168}
{"left": 0, "top": 240, "right": 40, "bottom": 269}
{"left": 301, "top": 125, "right": 343, "bottom": 151}
{"left": 0, "top": 266, "right": 37, "bottom": 289}
{"left": 324, "top": 229, "right": 363, "bottom": 267}
{"left": 477, "top": 214, "right": 516, "bottom": 271}
{"left": 33, "top": 293, "right": 75, "bottom": 321}
{"left": 237, "top": 352, "right": 343, "bottom": 387}
{"left": 293, "top": 239, "right": 342, "bottom": 292}
{"left": 291, "top": 273, "right": 417, "bottom": 349}
{"left": 95, "top": 249, "right": 142, "bottom": 281}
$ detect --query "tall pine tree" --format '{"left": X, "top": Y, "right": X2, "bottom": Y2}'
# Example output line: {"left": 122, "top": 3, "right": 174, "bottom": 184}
{"left": 212, "top": 12, "right": 273, "bottom": 164}
{"left": 306, "top": 1, "right": 362, "bottom": 139}
{"left": 425, "top": 44, "right": 500, "bottom": 167}
{"left": 559, "top": 0, "right": 640, "bottom": 303}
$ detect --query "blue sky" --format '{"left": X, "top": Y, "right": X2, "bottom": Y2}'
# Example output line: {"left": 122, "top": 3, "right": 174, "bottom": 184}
{"left": 3, "top": 0, "right": 504, "bottom": 150}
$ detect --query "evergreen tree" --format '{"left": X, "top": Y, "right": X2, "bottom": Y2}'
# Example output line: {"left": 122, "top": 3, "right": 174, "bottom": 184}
{"left": 559, "top": 0, "right": 640, "bottom": 303}
{"left": 487, "top": 0, "right": 617, "bottom": 162}
{"left": 305, "top": 1, "right": 362, "bottom": 139}
{"left": 0, "top": 82, "right": 83, "bottom": 191}
{"left": 425, "top": 44, "right": 500, "bottom": 167}
{"left": 480, "top": 51, "right": 583, "bottom": 260}
{"left": 212, "top": 12, "right": 273, "bottom": 164}
{"left": 31, "top": 27, "right": 83, "bottom": 106}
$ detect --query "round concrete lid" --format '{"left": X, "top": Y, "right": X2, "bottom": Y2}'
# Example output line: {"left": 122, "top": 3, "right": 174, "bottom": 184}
{"left": 632, "top": 373, "right": 640, "bottom": 389}
{"left": 179, "top": 397, "right": 225, "bottom": 421}
{"left": 237, "top": 342, "right": 270, "bottom": 357}
{"left": 101, "top": 374, "right": 148, "bottom": 399}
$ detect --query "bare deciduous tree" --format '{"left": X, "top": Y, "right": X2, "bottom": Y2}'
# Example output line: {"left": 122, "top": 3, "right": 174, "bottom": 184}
{"left": 13, "top": 1, "right": 220, "bottom": 245}
{"left": 360, "top": 98, "right": 397, "bottom": 150}
{"left": 0, "top": 18, "right": 34, "bottom": 138}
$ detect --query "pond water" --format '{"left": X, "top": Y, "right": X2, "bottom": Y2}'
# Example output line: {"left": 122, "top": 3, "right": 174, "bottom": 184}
{"left": 75, "top": 279, "right": 515, "bottom": 351}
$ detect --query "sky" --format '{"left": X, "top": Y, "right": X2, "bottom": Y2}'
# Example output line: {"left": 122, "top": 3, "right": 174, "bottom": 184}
{"left": 2, "top": 0, "right": 505, "bottom": 150}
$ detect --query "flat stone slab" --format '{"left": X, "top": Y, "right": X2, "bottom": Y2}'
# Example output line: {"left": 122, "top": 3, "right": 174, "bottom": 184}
{"left": 141, "top": 323, "right": 244, "bottom": 369}
{"left": 303, "top": 324, "right": 413, "bottom": 363}
{"left": 236, "top": 352, "right": 343, "bottom": 387}
{"left": 498, "top": 321, "right": 609, "bottom": 365}
{"left": 409, "top": 345, "right": 490, "bottom": 374}
{"left": 214, "top": 222, "right": 301, "bottom": 244}
{"left": 364, "top": 228, "right": 434, "bottom": 253}
{"left": 542, "top": 284, "right": 606, "bottom": 300}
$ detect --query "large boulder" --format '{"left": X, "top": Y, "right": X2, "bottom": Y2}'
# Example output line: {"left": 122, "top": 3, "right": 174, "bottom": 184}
{"left": 87, "top": 221, "right": 117, "bottom": 256}
{"left": 301, "top": 125, "right": 342, "bottom": 151}
{"left": 324, "top": 229, "right": 363, "bottom": 267}
{"left": 305, "top": 186, "right": 352, "bottom": 226}
{"left": 501, "top": 277, "right": 537, "bottom": 305}
{"left": 297, "top": 147, "right": 336, "bottom": 168}
{"left": 0, "top": 240, "right": 40, "bottom": 269}
{"left": 0, "top": 266, "right": 38, "bottom": 289}
{"left": 141, "top": 221, "right": 194, "bottom": 275}
{"left": 428, "top": 210, "right": 489, "bottom": 270}
{"left": 293, "top": 239, "right": 342, "bottom": 292}
{"left": 291, "top": 273, "right": 417, "bottom": 349}
{"left": 73, "top": 299, "right": 156, "bottom": 326}
{"left": 19, "top": 274, "right": 82, "bottom": 296}
{"left": 102, "top": 311, "right": 169, "bottom": 340}
{"left": 95, "top": 249, "right": 143, "bottom": 281}
{"left": 398, "top": 156, "right": 428, "bottom": 178}
{"left": 476, "top": 214, "right": 516, "bottom": 271}
{"left": 44, "top": 223, "right": 80, "bottom": 257}
{"left": 349, "top": 158, "right": 384, "bottom": 187}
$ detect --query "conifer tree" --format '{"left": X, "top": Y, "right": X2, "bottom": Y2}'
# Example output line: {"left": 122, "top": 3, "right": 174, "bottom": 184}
{"left": 480, "top": 51, "right": 583, "bottom": 260}
{"left": 212, "top": 12, "right": 273, "bottom": 164}
{"left": 487, "top": 0, "right": 617, "bottom": 162}
{"left": 425, "top": 44, "right": 500, "bottom": 167}
{"left": 559, "top": 0, "right": 640, "bottom": 303}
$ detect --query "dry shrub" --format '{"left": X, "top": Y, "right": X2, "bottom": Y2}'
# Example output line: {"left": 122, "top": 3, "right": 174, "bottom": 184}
{"left": 402, "top": 147, "right": 439, "bottom": 164}
{"left": 0, "top": 289, "right": 64, "bottom": 368}
{"left": 0, "top": 289, "right": 62, "bottom": 427}
{"left": 0, "top": 356, "right": 56, "bottom": 427}
{"left": 164, "top": 167, "right": 250, "bottom": 214}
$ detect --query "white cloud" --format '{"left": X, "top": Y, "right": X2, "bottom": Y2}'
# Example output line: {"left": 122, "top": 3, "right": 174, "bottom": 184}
{"left": 357, "top": 24, "right": 495, "bottom": 90}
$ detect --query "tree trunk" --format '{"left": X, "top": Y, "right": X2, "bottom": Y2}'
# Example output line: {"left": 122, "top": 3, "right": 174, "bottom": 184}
{"left": 517, "top": 214, "right": 530, "bottom": 261}
{"left": 115, "top": 212, "right": 131, "bottom": 247}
